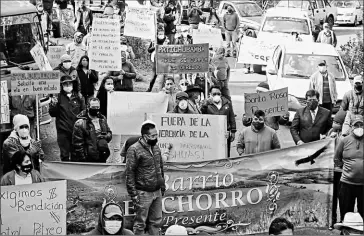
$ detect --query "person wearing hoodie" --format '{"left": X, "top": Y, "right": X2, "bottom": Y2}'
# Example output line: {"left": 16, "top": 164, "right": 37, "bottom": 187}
{"left": 76, "top": 55, "right": 98, "bottom": 101}
{"left": 54, "top": 54, "right": 82, "bottom": 93}
{"left": 201, "top": 85, "right": 236, "bottom": 157}
{"left": 107, "top": 51, "right": 137, "bottom": 91}
{"left": 1, "top": 150, "right": 45, "bottom": 186}
{"left": 160, "top": 77, "right": 179, "bottom": 112}
{"left": 72, "top": 97, "right": 112, "bottom": 162}
{"left": 49, "top": 75, "right": 86, "bottom": 161}
{"left": 65, "top": 32, "right": 87, "bottom": 67}
{"left": 163, "top": 7, "right": 177, "bottom": 44}
{"left": 2, "top": 115, "right": 44, "bottom": 174}
{"left": 170, "top": 91, "right": 198, "bottom": 114}
{"left": 86, "top": 201, "right": 134, "bottom": 235}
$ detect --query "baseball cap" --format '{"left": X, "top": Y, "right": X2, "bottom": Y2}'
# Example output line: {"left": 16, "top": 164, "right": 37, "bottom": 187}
{"left": 104, "top": 204, "right": 123, "bottom": 218}
{"left": 165, "top": 225, "right": 188, "bottom": 235}
{"left": 60, "top": 54, "right": 72, "bottom": 63}
{"left": 351, "top": 115, "right": 364, "bottom": 126}
{"left": 176, "top": 91, "right": 189, "bottom": 100}
{"left": 318, "top": 60, "right": 326, "bottom": 66}
{"left": 60, "top": 75, "right": 73, "bottom": 84}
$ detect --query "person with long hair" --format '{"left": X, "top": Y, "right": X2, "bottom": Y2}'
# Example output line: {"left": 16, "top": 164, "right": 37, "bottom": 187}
{"left": 96, "top": 76, "right": 115, "bottom": 117}
{"left": 206, "top": 7, "right": 220, "bottom": 27}
{"left": 76, "top": 55, "right": 98, "bottom": 101}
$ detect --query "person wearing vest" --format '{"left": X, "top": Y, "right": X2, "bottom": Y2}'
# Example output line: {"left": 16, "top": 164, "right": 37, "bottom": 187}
{"left": 74, "top": 0, "right": 93, "bottom": 35}
{"left": 316, "top": 23, "right": 337, "bottom": 47}
{"left": 309, "top": 60, "right": 338, "bottom": 116}
{"left": 341, "top": 75, "right": 364, "bottom": 115}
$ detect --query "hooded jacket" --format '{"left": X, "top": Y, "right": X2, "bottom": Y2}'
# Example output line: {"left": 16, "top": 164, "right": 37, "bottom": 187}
{"left": 72, "top": 110, "right": 112, "bottom": 162}
{"left": 53, "top": 64, "right": 82, "bottom": 92}
{"left": 1, "top": 169, "right": 45, "bottom": 186}
{"left": 86, "top": 202, "right": 134, "bottom": 235}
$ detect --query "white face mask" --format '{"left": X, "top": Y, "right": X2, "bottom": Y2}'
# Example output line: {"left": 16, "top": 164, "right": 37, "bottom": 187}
{"left": 104, "top": 220, "right": 122, "bottom": 235}
{"left": 105, "top": 84, "right": 114, "bottom": 91}
{"left": 18, "top": 128, "right": 30, "bottom": 138}
{"left": 178, "top": 100, "right": 188, "bottom": 110}
{"left": 353, "top": 127, "right": 364, "bottom": 137}
{"left": 63, "top": 62, "right": 72, "bottom": 70}
{"left": 158, "top": 35, "right": 165, "bottom": 40}
{"left": 212, "top": 95, "right": 221, "bottom": 103}
{"left": 63, "top": 85, "right": 73, "bottom": 93}
{"left": 180, "top": 85, "right": 187, "bottom": 92}
{"left": 19, "top": 136, "right": 31, "bottom": 147}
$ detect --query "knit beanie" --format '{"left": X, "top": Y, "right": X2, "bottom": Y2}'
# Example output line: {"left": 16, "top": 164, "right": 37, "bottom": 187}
{"left": 13, "top": 114, "right": 30, "bottom": 131}
{"left": 256, "top": 82, "right": 269, "bottom": 92}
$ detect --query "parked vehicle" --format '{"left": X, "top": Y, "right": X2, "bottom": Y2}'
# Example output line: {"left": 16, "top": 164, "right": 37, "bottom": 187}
{"left": 265, "top": 42, "right": 352, "bottom": 121}
{"left": 332, "top": 0, "right": 363, "bottom": 26}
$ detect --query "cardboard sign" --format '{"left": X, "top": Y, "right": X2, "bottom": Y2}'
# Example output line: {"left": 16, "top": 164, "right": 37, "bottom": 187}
{"left": 244, "top": 87, "right": 289, "bottom": 117}
{"left": 192, "top": 27, "right": 223, "bottom": 48}
{"left": 107, "top": 92, "right": 169, "bottom": 135}
{"left": 89, "top": 17, "right": 121, "bottom": 72}
{"left": 47, "top": 46, "right": 67, "bottom": 69}
{"left": 1, "top": 81, "right": 10, "bottom": 124}
{"left": 124, "top": 7, "right": 156, "bottom": 40}
{"left": 156, "top": 44, "right": 209, "bottom": 74}
{"left": 147, "top": 113, "right": 227, "bottom": 162}
{"left": 0, "top": 180, "right": 67, "bottom": 235}
{"left": 30, "top": 43, "right": 53, "bottom": 71}
{"left": 11, "top": 71, "right": 61, "bottom": 96}
{"left": 237, "top": 36, "right": 277, "bottom": 65}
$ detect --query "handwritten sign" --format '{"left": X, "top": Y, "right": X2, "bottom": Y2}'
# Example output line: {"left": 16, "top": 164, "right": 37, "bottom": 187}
{"left": 192, "top": 27, "right": 223, "bottom": 48}
{"left": 147, "top": 113, "right": 227, "bottom": 162}
{"left": 47, "top": 46, "right": 67, "bottom": 69}
{"left": 124, "top": 7, "right": 156, "bottom": 40}
{"left": 1, "top": 81, "right": 10, "bottom": 124}
{"left": 156, "top": 44, "right": 209, "bottom": 74}
{"left": 244, "top": 87, "right": 289, "bottom": 117}
{"left": 0, "top": 180, "right": 67, "bottom": 235}
{"left": 11, "top": 71, "right": 61, "bottom": 96}
{"left": 108, "top": 92, "right": 168, "bottom": 135}
{"left": 89, "top": 17, "right": 121, "bottom": 72}
{"left": 30, "top": 43, "right": 53, "bottom": 71}
{"left": 237, "top": 36, "right": 277, "bottom": 65}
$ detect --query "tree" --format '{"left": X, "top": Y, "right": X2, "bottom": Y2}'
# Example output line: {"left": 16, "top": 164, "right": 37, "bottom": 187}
{"left": 339, "top": 32, "right": 364, "bottom": 76}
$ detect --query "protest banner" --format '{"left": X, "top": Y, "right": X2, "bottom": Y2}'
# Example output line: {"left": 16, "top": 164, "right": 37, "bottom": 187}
{"left": 1, "top": 81, "right": 10, "bottom": 124}
{"left": 146, "top": 113, "right": 227, "bottom": 162}
{"left": 244, "top": 87, "right": 289, "bottom": 117}
{"left": 192, "top": 28, "right": 223, "bottom": 48}
{"left": 107, "top": 92, "right": 169, "bottom": 135}
{"left": 47, "top": 46, "right": 67, "bottom": 69}
{"left": 237, "top": 37, "right": 277, "bottom": 65}
{"left": 10, "top": 71, "right": 61, "bottom": 96}
{"left": 156, "top": 44, "right": 209, "bottom": 74}
{"left": 89, "top": 17, "right": 121, "bottom": 72}
{"left": 0, "top": 180, "right": 67, "bottom": 235}
{"left": 42, "top": 139, "right": 334, "bottom": 235}
{"left": 124, "top": 7, "right": 156, "bottom": 40}
{"left": 70, "top": 47, "right": 87, "bottom": 68}
{"left": 30, "top": 43, "right": 53, "bottom": 71}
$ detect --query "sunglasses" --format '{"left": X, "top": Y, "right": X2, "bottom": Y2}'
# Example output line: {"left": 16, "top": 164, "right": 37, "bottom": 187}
{"left": 212, "top": 93, "right": 221, "bottom": 96}
{"left": 19, "top": 125, "right": 29, "bottom": 129}
{"left": 253, "top": 117, "right": 265, "bottom": 123}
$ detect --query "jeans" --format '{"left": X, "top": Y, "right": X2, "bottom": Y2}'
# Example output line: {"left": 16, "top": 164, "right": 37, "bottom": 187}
{"left": 133, "top": 189, "right": 163, "bottom": 235}
{"left": 57, "top": 131, "right": 72, "bottom": 161}
{"left": 332, "top": 171, "right": 342, "bottom": 225}
{"left": 225, "top": 30, "right": 238, "bottom": 53}
{"left": 339, "top": 181, "right": 363, "bottom": 221}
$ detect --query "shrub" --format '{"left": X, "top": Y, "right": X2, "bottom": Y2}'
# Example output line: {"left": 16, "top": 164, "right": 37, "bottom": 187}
{"left": 339, "top": 32, "right": 364, "bottom": 76}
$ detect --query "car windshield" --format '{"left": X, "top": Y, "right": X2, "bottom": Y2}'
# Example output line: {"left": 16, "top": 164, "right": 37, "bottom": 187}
{"left": 262, "top": 17, "right": 309, "bottom": 34}
{"left": 235, "top": 2, "right": 263, "bottom": 17}
{"left": 276, "top": 0, "right": 310, "bottom": 9}
{"left": 333, "top": 1, "right": 356, "bottom": 8}
{"left": 282, "top": 54, "right": 346, "bottom": 81}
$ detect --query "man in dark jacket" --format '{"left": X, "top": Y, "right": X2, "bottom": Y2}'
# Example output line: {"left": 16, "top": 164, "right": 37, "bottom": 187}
{"left": 126, "top": 120, "right": 165, "bottom": 235}
{"left": 201, "top": 85, "right": 237, "bottom": 157}
{"left": 86, "top": 201, "right": 134, "bottom": 235}
{"left": 74, "top": 0, "right": 93, "bottom": 35}
{"left": 107, "top": 51, "right": 137, "bottom": 91}
{"left": 49, "top": 75, "right": 85, "bottom": 161}
{"left": 163, "top": 7, "right": 176, "bottom": 44}
{"left": 72, "top": 98, "right": 112, "bottom": 162}
{"left": 290, "top": 89, "right": 332, "bottom": 145}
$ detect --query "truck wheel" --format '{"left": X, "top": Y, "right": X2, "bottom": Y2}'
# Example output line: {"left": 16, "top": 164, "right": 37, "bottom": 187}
{"left": 327, "top": 15, "right": 334, "bottom": 27}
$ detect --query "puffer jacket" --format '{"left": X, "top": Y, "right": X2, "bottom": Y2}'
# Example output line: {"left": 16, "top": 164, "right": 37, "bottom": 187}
{"left": 126, "top": 138, "right": 165, "bottom": 197}
{"left": 200, "top": 97, "right": 237, "bottom": 133}
{"left": 2, "top": 131, "right": 44, "bottom": 174}
{"left": 72, "top": 110, "right": 112, "bottom": 162}
{"left": 53, "top": 64, "right": 82, "bottom": 92}
{"left": 10, "top": 95, "right": 36, "bottom": 120}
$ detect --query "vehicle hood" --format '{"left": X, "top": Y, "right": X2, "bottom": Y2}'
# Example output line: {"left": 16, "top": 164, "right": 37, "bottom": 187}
{"left": 239, "top": 16, "right": 262, "bottom": 30}
{"left": 258, "top": 31, "right": 313, "bottom": 42}
{"left": 337, "top": 8, "right": 356, "bottom": 14}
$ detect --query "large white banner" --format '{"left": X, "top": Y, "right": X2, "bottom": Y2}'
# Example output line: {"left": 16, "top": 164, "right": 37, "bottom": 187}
{"left": 192, "top": 27, "right": 224, "bottom": 48}
{"left": 237, "top": 36, "right": 277, "bottom": 65}
{"left": 124, "top": 7, "right": 156, "bottom": 40}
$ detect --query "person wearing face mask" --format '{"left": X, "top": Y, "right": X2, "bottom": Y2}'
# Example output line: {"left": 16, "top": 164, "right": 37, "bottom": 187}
{"left": 107, "top": 51, "right": 137, "bottom": 91}
{"left": 54, "top": 54, "right": 82, "bottom": 94}
{"left": 185, "top": 85, "right": 203, "bottom": 114}
{"left": 316, "top": 23, "right": 337, "bottom": 47}
{"left": 334, "top": 115, "right": 364, "bottom": 222}
{"left": 2, "top": 114, "right": 44, "bottom": 175}
{"left": 74, "top": 0, "right": 93, "bottom": 35}
{"left": 341, "top": 75, "right": 364, "bottom": 115}
{"left": 178, "top": 78, "right": 190, "bottom": 92}
{"left": 176, "top": 27, "right": 193, "bottom": 45}
{"left": 72, "top": 98, "right": 112, "bottom": 162}
{"left": 97, "top": 76, "right": 115, "bottom": 117}
{"left": 212, "top": 47, "right": 231, "bottom": 101}
{"left": 86, "top": 202, "right": 134, "bottom": 235}
{"left": 120, "top": 36, "right": 135, "bottom": 60}
{"left": 49, "top": 75, "right": 86, "bottom": 161}
{"left": 188, "top": 1, "right": 202, "bottom": 29}
{"left": 309, "top": 60, "right": 338, "bottom": 115}
{"left": 334, "top": 213, "right": 363, "bottom": 235}
{"left": 65, "top": 32, "right": 87, "bottom": 67}
{"left": 237, "top": 110, "right": 281, "bottom": 156}
{"left": 290, "top": 89, "right": 332, "bottom": 145}
{"left": 160, "top": 77, "right": 179, "bottom": 112}
{"left": 170, "top": 91, "right": 197, "bottom": 114}
{"left": 206, "top": 7, "right": 221, "bottom": 27}
{"left": 223, "top": 6, "right": 240, "bottom": 58}
{"left": 201, "top": 85, "right": 236, "bottom": 157}
{"left": 1, "top": 150, "right": 45, "bottom": 186}
{"left": 76, "top": 55, "right": 98, "bottom": 101}
{"left": 126, "top": 120, "right": 165, "bottom": 235}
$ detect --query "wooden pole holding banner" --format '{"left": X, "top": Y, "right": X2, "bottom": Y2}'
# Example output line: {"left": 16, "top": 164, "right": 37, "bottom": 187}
{"left": 205, "top": 72, "right": 208, "bottom": 99}
{"left": 35, "top": 94, "right": 40, "bottom": 141}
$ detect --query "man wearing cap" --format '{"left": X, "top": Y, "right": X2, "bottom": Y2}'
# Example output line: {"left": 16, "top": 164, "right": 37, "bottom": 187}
{"left": 54, "top": 54, "right": 82, "bottom": 93}
{"left": 185, "top": 85, "right": 203, "bottom": 114}
{"left": 341, "top": 75, "right": 364, "bottom": 115}
{"left": 170, "top": 91, "right": 195, "bottom": 114}
{"left": 66, "top": 31, "right": 87, "bottom": 67}
{"left": 72, "top": 97, "right": 112, "bottom": 162}
{"left": 309, "top": 60, "right": 338, "bottom": 115}
{"left": 126, "top": 120, "right": 165, "bottom": 235}
{"left": 87, "top": 202, "right": 134, "bottom": 235}
{"left": 316, "top": 22, "right": 337, "bottom": 47}
{"left": 334, "top": 213, "right": 363, "bottom": 235}
{"left": 334, "top": 115, "right": 363, "bottom": 221}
